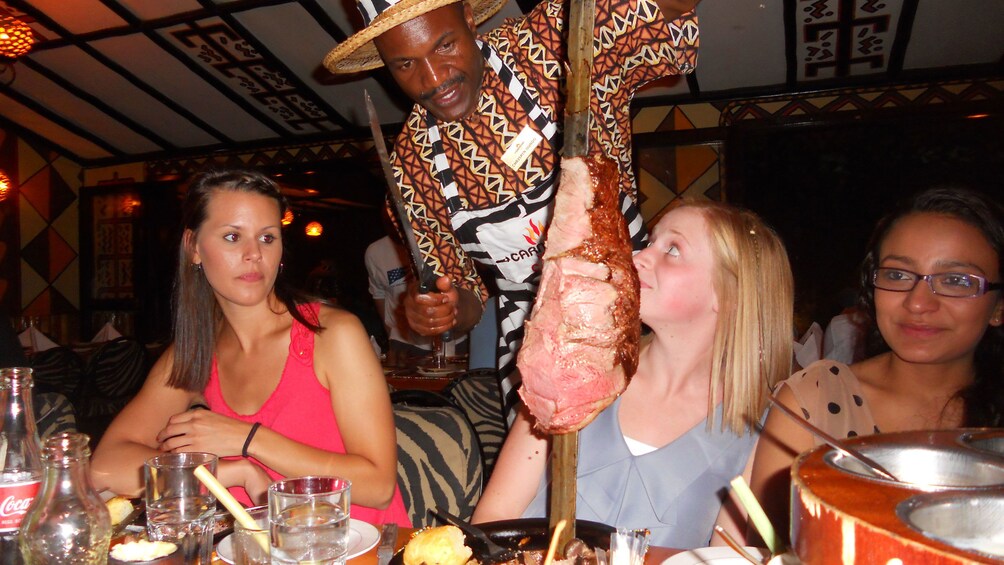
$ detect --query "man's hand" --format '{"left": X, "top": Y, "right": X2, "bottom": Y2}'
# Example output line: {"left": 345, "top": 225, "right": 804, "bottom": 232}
{"left": 403, "top": 276, "right": 485, "bottom": 336}
{"left": 403, "top": 276, "right": 459, "bottom": 336}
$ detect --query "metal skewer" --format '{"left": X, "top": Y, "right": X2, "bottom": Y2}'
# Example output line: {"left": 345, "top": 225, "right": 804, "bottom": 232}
{"left": 768, "top": 394, "right": 900, "bottom": 482}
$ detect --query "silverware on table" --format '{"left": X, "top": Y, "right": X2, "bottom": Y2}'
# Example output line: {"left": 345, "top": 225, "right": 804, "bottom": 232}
{"left": 377, "top": 522, "right": 399, "bottom": 565}
{"left": 768, "top": 394, "right": 900, "bottom": 482}
{"left": 430, "top": 508, "right": 517, "bottom": 564}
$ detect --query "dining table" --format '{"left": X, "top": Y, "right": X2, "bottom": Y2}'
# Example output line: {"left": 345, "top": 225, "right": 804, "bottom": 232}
{"left": 210, "top": 526, "right": 683, "bottom": 564}
{"left": 382, "top": 355, "right": 469, "bottom": 393}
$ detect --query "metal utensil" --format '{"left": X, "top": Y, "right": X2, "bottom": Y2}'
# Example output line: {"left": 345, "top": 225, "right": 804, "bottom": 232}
{"left": 768, "top": 394, "right": 900, "bottom": 482}
{"left": 430, "top": 508, "right": 517, "bottom": 564}
{"left": 377, "top": 522, "right": 399, "bottom": 565}
{"left": 365, "top": 90, "right": 451, "bottom": 345}
{"left": 364, "top": 91, "right": 437, "bottom": 295}
{"left": 713, "top": 525, "right": 765, "bottom": 565}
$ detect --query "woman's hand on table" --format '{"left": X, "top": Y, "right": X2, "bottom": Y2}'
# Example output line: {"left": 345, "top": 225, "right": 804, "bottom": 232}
{"left": 155, "top": 408, "right": 250, "bottom": 457}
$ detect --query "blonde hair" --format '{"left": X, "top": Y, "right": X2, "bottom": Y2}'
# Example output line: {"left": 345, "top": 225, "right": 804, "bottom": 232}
{"left": 672, "top": 200, "right": 794, "bottom": 434}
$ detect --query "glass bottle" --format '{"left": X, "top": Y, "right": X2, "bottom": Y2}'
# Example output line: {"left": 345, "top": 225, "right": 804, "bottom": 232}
{"left": 19, "top": 433, "right": 111, "bottom": 564}
{"left": 0, "top": 368, "right": 42, "bottom": 565}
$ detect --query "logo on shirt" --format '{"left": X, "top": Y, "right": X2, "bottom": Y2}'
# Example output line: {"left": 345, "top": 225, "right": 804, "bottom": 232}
{"left": 523, "top": 218, "right": 545, "bottom": 245}
{"left": 387, "top": 267, "right": 407, "bottom": 285}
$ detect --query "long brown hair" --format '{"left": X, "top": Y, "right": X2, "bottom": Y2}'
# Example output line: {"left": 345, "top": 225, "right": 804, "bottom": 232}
{"left": 674, "top": 200, "right": 794, "bottom": 434}
{"left": 857, "top": 186, "right": 1004, "bottom": 426}
{"left": 169, "top": 169, "right": 322, "bottom": 391}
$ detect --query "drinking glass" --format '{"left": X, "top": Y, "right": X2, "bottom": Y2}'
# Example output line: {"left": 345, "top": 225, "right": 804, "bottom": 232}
{"left": 143, "top": 452, "right": 218, "bottom": 564}
{"left": 431, "top": 332, "right": 450, "bottom": 369}
{"left": 268, "top": 476, "right": 351, "bottom": 565}
{"left": 231, "top": 506, "right": 271, "bottom": 565}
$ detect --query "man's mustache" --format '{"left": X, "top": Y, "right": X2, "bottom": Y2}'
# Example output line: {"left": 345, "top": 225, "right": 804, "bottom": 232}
{"left": 419, "top": 76, "right": 464, "bottom": 102}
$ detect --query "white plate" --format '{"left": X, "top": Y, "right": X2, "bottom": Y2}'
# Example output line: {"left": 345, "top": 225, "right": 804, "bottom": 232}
{"left": 415, "top": 365, "right": 458, "bottom": 377}
{"left": 662, "top": 546, "right": 767, "bottom": 565}
{"left": 216, "top": 518, "right": 380, "bottom": 564}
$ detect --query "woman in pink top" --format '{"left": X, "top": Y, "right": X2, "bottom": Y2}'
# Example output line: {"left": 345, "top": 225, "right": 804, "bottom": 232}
{"left": 92, "top": 169, "right": 410, "bottom": 526}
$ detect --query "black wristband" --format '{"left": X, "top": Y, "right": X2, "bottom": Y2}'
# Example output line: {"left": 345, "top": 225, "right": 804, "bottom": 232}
{"left": 242, "top": 422, "right": 262, "bottom": 458}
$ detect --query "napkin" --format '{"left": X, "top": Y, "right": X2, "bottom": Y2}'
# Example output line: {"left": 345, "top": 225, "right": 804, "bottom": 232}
{"left": 823, "top": 311, "right": 866, "bottom": 365}
{"left": 18, "top": 326, "right": 59, "bottom": 352}
{"left": 92, "top": 322, "right": 122, "bottom": 343}
{"left": 793, "top": 322, "right": 823, "bottom": 370}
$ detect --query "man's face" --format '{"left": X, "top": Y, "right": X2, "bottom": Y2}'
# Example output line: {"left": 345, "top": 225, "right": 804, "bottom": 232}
{"left": 375, "top": 3, "right": 484, "bottom": 122}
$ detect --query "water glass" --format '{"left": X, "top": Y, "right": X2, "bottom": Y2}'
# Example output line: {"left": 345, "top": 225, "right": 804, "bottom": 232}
{"left": 232, "top": 506, "right": 271, "bottom": 565}
{"left": 143, "top": 452, "right": 218, "bottom": 564}
{"left": 609, "top": 528, "right": 650, "bottom": 565}
{"left": 268, "top": 476, "right": 351, "bottom": 565}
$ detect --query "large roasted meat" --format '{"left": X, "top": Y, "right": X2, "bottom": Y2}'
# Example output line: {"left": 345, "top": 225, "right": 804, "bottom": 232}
{"left": 517, "top": 154, "right": 640, "bottom": 433}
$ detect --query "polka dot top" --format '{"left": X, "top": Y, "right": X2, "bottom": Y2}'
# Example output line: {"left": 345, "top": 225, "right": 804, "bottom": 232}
{"left": 779, "top": 360, "right": 880, "bottom": 443}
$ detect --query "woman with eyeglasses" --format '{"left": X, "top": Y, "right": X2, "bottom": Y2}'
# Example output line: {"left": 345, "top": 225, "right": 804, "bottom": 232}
{"left": 749, "top": 186, "right": 1004, "bottom": 543}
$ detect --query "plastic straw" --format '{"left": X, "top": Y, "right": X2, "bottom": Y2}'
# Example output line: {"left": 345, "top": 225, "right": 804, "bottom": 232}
{"left": 729, "top": 475, "right": 781, "bottom": 555}
{"left": 193, "top": 464, "right": 269, "bottom": 553}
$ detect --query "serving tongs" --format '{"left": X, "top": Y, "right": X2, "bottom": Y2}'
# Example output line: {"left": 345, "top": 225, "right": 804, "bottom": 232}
{"left": 768, "top": 395, "right": 900, "bottom": 482}
{"left": 430, "top": 508, "right": 517, "bottom": 564}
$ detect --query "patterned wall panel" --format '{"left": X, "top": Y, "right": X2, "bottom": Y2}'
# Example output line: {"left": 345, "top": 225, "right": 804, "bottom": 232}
{"left": 91, "top": 193, "right": 137, "bottom": 301}
{"left": 721, "top": 79, "right": 1004, "bottom": 125}
{"left": 633, "top": 102, "right": 725, "bottom": 228}
{"left": 169, "top": 19, "right": 340, "bottom": 134}
{"left": 146, "top": 140, "right": 371, "bottom": 179}
{"left": 798, "top": 0, "right": 900, "bottom": 80}
{"left": 15, "top": 138, "right": 81, "bottom": 318}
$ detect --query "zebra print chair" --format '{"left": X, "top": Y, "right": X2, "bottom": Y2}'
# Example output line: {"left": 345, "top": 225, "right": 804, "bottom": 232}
{"left": 34, "top": 392, "right": 77, "bottom": 440}
{"left": 442, "top": 368, "right": 506, "bottom": 479}
{"left": 78, "top": 337, "right": 147, "bottom": 418}
{"left": 392, "top": 390, "right": 484, "bottom": 527}
{"left": 29, "top": 346, "right": 85, "bottom": 402}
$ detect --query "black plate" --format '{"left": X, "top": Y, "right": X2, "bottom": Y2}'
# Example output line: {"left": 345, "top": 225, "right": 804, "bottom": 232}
{"left": 390, "top": 518, "right": 615, "bottom": 565}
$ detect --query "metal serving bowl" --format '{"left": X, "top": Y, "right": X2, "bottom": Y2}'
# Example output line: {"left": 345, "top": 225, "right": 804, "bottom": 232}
{"left": 897, "top": 492, "right": 1004, "bottom": 560}
{"left": 824, "top": 444, "right": 1004, "bottom": 490}
{"left": 958, "top": 430, "right": 1004, "bottom": 459}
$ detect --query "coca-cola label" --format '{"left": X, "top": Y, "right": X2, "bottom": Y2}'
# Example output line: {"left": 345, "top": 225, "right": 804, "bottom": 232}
{"left": 0, "top": 480, "right": 41, "bottom": 532}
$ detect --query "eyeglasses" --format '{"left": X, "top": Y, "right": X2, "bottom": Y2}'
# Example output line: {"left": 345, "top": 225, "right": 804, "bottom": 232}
{"left": 872, "top": 268, "right": 1003, "bottom": 298}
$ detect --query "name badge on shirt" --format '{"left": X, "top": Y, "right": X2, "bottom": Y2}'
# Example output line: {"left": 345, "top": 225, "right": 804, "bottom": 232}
{"left": 501, "top": 125, "right": 543, "bottom": 172}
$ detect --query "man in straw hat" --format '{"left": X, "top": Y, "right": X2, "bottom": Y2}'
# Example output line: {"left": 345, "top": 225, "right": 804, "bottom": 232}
{"left": 324, "top": 0, "right": 699, "bottom": 423}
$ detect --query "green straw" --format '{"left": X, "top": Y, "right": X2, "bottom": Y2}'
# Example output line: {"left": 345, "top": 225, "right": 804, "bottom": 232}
{"left": 729, "top": 475, "right": 782, "bottom": 555}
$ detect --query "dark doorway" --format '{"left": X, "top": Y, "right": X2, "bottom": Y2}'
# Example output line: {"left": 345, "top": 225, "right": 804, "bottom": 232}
{"left": 727, "top": 112, "right": 1004, "bottom": 332}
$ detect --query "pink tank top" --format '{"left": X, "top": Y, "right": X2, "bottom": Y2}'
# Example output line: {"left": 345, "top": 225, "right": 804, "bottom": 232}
{"left": 204, "top": 303, "right": 411, "bottom": 527}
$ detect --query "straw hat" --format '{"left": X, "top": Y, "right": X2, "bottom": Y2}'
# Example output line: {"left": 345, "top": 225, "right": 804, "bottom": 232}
{"left": 323, "top": 0, "right": 509, "bottom": 74}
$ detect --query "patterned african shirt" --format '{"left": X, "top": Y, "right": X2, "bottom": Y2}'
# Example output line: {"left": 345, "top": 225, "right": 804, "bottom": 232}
{"left": 389, "top": 0, "right": 699, "bottom": 301}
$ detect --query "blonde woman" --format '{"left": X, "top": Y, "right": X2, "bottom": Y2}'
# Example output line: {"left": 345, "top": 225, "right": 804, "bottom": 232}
{"left": 473, "top": 200, "right": 793, "bottom": 549}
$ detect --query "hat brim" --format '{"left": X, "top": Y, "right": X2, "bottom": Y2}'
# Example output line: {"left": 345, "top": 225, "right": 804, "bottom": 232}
{"left": 323, "top": 0, "right": 509, "bottom": 74}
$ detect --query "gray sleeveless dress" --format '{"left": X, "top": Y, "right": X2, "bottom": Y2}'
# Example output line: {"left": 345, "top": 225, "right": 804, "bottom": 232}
{"left": 522, "top": 397, "right": 758, "bottom": 549}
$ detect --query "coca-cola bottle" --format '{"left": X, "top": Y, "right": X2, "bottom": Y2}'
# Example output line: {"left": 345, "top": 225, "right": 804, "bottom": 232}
{"left": 0, "top": 368, "right": 42, "bottom": 565}
{"left": 19, "top": 432, "right": 111, "bottom": 564}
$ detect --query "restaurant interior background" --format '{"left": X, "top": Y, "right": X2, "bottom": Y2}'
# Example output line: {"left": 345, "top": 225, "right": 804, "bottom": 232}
{"left": 0, "top": 0, "right": 1001, "bottom": 347}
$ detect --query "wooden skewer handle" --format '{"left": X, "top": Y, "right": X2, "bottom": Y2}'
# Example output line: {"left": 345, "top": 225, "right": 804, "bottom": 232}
{"left": 550, "top": 432, "right": 578, "bottom": 552}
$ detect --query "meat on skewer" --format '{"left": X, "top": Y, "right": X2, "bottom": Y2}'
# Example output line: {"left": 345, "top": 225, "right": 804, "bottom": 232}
{"left": 517, "top": 153, "right": 641, "bottom": 434}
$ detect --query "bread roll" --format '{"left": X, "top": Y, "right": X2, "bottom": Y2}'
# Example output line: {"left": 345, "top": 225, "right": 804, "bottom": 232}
{"left": 106, "top": 496, "right": 135, "bottom": 525}
{"left": 403, "top": 525, "right": 473, "bottom": 565}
